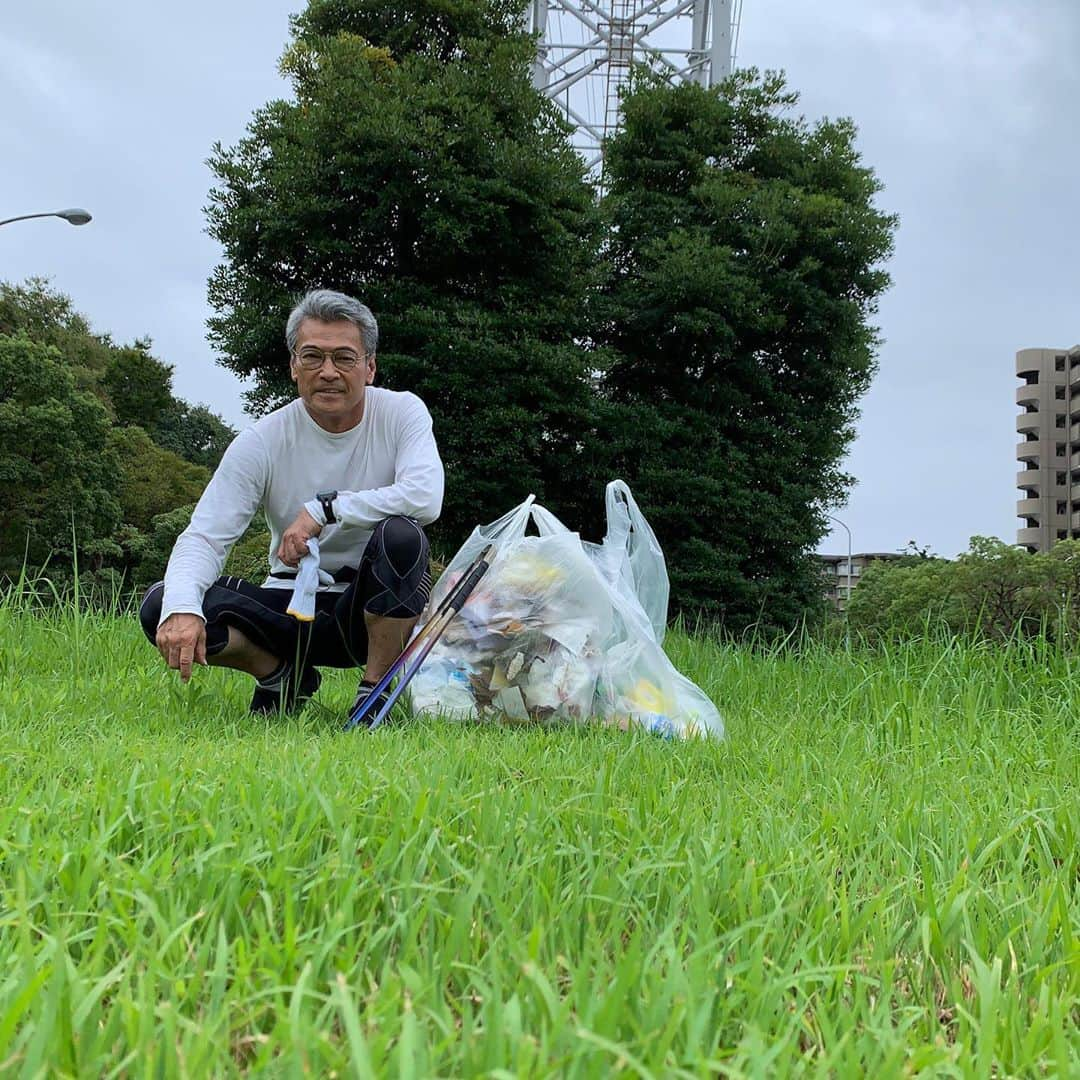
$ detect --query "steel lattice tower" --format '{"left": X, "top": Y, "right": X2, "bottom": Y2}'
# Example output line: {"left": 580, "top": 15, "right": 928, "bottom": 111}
{"left": 525, "top": 0, "right": 743, "bottom": 171}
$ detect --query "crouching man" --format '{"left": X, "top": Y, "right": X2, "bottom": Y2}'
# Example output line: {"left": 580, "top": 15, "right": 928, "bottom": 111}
{"left": 139, "top": 289, "right": 443, "bottom": 726}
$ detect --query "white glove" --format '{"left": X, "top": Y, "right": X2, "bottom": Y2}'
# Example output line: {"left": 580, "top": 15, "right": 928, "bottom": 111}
{"left": 287, "top": 536, "right": 335, "bottom": 621}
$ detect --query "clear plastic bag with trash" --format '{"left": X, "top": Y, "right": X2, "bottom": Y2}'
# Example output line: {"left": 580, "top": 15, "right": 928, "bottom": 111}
{"left": 408, "top": 482, "right": 724, "bottom": 739}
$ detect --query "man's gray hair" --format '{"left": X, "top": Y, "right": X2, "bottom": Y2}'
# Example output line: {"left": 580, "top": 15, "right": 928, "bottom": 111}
{"left": 285, "top": 289, "right": 378, "bottom": 356}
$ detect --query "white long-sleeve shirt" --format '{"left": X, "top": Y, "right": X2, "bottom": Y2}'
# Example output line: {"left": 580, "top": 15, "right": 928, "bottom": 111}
{"left": 160, "top": 389, "right": 444, "bottom": 624}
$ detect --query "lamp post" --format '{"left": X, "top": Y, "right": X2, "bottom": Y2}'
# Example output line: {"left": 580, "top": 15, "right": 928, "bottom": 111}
{"left": 0, "top": 208, "right": 93, "bottom": 228}
{"left": 827, "top": 514, "right": 853, "bottom": 608}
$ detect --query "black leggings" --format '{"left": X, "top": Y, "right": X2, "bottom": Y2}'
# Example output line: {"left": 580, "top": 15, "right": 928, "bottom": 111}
{"left": 139, "top": 516, "right": 432, "bottom": 670}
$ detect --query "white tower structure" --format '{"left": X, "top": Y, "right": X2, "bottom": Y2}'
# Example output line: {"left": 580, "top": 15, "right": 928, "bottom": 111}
{"left": 525, "top": 0, "right": 743, "bottom": 170}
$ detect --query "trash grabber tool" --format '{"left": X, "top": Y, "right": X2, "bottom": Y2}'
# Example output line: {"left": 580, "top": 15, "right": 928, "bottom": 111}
{"left": 366, "top": 544, "right": 496, "bottom": 732}
{"left": 343, "top": 544, "right": 495, "bottom": 731}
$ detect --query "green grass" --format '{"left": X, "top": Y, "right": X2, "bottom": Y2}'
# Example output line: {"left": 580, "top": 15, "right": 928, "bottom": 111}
{"left": 0, "top": 595, "right": 1077, "bottom": 1077}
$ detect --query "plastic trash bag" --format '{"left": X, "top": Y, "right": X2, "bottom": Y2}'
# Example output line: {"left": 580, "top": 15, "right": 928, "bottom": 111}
{"left": 584, "top": 480, "right": 669, "bottom": 644}
{"left": 409, "top": 483, "right": 724, "bottom": 739}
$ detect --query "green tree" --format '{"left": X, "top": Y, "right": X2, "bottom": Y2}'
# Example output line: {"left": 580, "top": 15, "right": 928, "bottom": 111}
{"left": 0, "top": 280, "right": 239, "bottom": 590}
{"left": 292, "top": 0, "right": 526, "bottom": 63}
{"left": 102, "top": 343, "right": 175, "bottom": 429}
{"left": 107, "top": 426, "right": 210, "bottom": 533}
{"left": 595, "top": 70, "right": 896, "bottom": 629}
{"left": 844, "top": 536, "right": 1080, "bottom": 645}
{"left": 205, "top": 1, "right": 602, "bottom": 541}
{"left": 0, "top": 278, "right": 116, "bottom": 394}
{"left": 153, "top": 401, "right": 236, "bottom": 469}
{"left": 951, "top": 536, "right": 1060, "bottom": 642}
{"left": 0, "top": 335, "right": 121, "bottom": 575}
{"left": 118, "top": 504, "right": 195, "bottom": 590}
{"left": 845, "top": 558, "right": 960, "bottom": 641}
{"left": 121, "top": 504, "right": 274, "bottom": 593}
{"left": 223, "top": 518, "right": 275, "bottom": 583}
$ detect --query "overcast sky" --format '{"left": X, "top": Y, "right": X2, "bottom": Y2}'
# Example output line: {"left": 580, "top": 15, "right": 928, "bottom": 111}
{"left": 3, "top": 0, "right": 1078, "bottom": 558}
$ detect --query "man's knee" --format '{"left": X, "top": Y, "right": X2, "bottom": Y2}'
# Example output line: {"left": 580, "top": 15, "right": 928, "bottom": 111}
{"left": 138, "top": 581, "right": 165, "bottom": 644}
{"left": 374, "top": 515, "right": 429, "bottom": 565}
{"left": 362, "top": 516, "right": 432, "bottom": 619}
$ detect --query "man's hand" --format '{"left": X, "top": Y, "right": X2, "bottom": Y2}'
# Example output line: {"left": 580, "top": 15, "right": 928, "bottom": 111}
{"left": 156, "top": 613, "right": 207, "bottom": 683}
{"left": 278, "top": 507, "right": 323, "bottom": 567}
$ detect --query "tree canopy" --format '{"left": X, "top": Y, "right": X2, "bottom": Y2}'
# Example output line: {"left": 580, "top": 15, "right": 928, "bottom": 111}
{"left": 846, "top": 537, "right": 1080, "bottom": 645}
{"left": 594, "top": 70, "right": 897, "bottom": 628}
{"left": 0, "top": 335, "right": 120, "bottom": 575}
{"left": 292, "top": 0, "right": 527, "bottom": 63}
{"left": 102, "top": 344, "right": 175, "bottom": 430}
{"left": 0, "top": 280, "right": 235, "bottom": 590}
{"left": 205, "top": 8, "right": 897, "bottom": 629}
{"left": 206, "top": 2, "right": 602, "bottom": 540}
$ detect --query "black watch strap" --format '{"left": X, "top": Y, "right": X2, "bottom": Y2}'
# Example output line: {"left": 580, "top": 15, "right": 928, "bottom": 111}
{"left": 316, "top": 490, "right": 337, "bottom": 525}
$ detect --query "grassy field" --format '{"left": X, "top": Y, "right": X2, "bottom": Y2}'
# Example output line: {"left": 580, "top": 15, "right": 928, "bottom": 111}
{"left": 0, "top": 594, "right": 1077, "bottom": 1077}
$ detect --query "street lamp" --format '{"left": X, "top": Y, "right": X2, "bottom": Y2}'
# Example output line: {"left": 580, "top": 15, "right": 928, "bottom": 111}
{"left": 826, "top": 514, "right": 853, "bottom": 608}
{"left": 0, "top": 208, "right": 93, "bottom": 228}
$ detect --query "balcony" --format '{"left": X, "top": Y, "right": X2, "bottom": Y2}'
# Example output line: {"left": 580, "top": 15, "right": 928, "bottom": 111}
{"left": 1017, "top": 526, "right": 1043, "bottom": 547}
{"left": 1016, "top": 469, "right": 1039, "bottom": 489}
{"left": 1016, "top": 498, "right": 1041, "bottom": 517}
{"left": 1016, "top": 384, "right": 1040, "bottom": 407}
{"left": 1016, "top": 413, "right": 1041, "bottom": 436}
{"left": 1016, "top": 444, "right": 1039, "bottom": 463}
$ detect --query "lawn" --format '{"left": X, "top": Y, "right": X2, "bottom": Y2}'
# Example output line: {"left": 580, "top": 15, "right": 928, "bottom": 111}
{"left": 0, "top": 595, "right": 1077, "bottom": 1076}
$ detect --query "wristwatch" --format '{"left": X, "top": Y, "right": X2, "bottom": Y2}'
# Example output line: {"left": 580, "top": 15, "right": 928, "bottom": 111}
{"left": 316, "top": 490, "right": 338, "bottom": 525}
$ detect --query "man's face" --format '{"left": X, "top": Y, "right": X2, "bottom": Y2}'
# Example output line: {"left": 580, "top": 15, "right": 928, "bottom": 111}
{"left": 290, "top": 318, "right": 376, "bottom": 432}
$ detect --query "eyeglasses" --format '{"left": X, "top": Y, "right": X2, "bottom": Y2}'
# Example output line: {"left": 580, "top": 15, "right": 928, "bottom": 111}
{"left": 293, "top": 347, "right": 367, "bottom": 372}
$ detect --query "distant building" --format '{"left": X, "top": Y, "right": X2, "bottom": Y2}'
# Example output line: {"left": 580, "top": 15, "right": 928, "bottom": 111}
{"left": 1016, "top": 345, "right": 1080, "bottom": 552}
{"left": 817, "top": 552, "right": 904, "bottom": 611}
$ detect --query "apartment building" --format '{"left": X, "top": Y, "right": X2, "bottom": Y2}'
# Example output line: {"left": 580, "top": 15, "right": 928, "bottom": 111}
{"left": 1016, "top": 345, "right": 1080, "bottom": 552}
{"left": 818, "top": 552, "right": 903, "bottom": 611}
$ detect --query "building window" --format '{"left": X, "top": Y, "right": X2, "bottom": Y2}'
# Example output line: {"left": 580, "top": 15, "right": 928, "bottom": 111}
{"left": 1058, "top": 530, "right": 1068, "bottom": 540}
{"left": 1057, "top": 444, "right": 1067, "bottom": 457}
{"left": 1056, "top": 356, "right": 1066, "bottom": 371}
{"left": 1058, "top": 502, "right": 1067, "bottom": 515}
{"left": 1057, "top": 415, "right": 1067, "bottom": 428}
{"left": 1057, "top": 385, "right": 1067, "bottom": 399}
